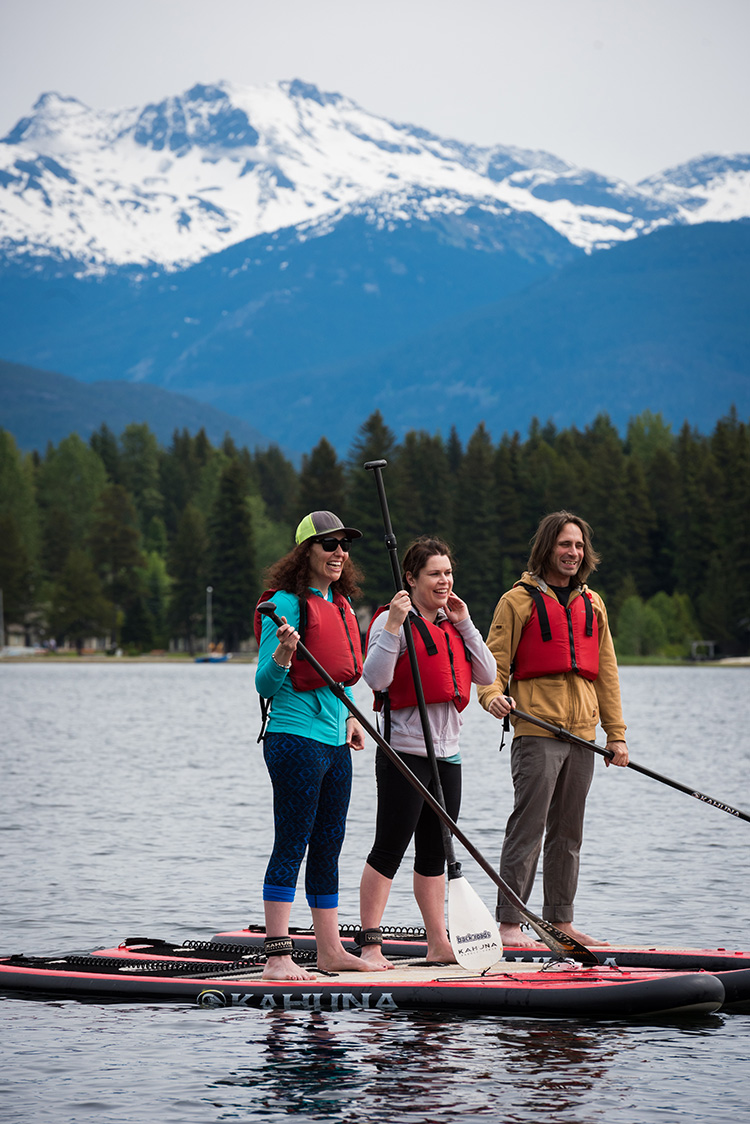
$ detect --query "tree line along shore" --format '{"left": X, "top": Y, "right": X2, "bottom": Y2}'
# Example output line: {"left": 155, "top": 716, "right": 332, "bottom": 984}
{"left": 1, "top": 407, "right": 748, "bottom": 659}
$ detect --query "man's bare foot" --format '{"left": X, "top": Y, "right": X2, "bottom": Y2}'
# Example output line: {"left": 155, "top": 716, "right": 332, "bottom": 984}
{"left": 359, "top": 945, "right": 395, "bottom": 970}
{"left": 553, "top": 922, "right": 609, "bottom": 946}
{"left": 262, "top": 955, "right": 316, "bottom": 981}
{"left": 499, "top": 923, "right": 545, "bottom": 949}
{"left": 317, "top": 946, "right": 390, "bottom": 972}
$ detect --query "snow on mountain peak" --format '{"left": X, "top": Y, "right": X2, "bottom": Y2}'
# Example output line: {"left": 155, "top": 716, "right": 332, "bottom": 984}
{"left": 1, "top": 79, "right": 748, "bottom": 273}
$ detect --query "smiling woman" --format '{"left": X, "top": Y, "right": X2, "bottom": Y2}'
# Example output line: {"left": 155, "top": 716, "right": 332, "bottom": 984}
{"left": 357, "top": 534, "right": 501, "bottom": 968}
{"left": 252, "top": 510, "right": 382, "bottom": 983}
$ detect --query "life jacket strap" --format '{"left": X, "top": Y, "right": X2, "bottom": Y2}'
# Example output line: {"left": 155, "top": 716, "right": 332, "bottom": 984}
{"left": 518, "top": 582, "right": 552, "bottom": 641}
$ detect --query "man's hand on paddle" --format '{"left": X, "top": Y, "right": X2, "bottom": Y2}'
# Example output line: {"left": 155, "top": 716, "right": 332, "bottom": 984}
{"left": 487, "top": 693, "right": 515, "bottom": 720}
{"left": 605, "top": 740, "right": 629, "bottom": 767}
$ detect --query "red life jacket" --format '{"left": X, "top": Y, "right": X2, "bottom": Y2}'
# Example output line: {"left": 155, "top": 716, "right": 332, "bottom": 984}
{"left": 512, "top": 583, "right": 599, "bottom": 681}
{"left": 254, "top": 589, "right": 363, "bottom": 692}
{"left": 366, "top": 607, "right": 473, "bottom": 713}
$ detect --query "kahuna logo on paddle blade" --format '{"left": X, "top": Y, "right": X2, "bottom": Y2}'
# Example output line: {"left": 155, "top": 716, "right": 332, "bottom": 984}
{"left": 448, "top": 876, "right": 502, "bottom": 971}
{"left": 197, "top": 989, "right": 229, "bottom": 1008}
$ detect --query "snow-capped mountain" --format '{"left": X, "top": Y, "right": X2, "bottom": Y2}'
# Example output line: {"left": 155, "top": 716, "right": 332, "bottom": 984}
{"left": 2, "top": 78, "right": 747, "bottom": 274}
{"left": 639, "top": 154, "right": 750, "bottom": 221}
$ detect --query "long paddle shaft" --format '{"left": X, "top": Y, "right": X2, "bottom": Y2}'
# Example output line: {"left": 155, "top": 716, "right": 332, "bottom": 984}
{"left": 510, "top": 705, "right": 750, "bottom": 825}
{"left": 256, "top": 601, "right": 599, "bottom": 965}
{"left": 364, "top": 458, "right": 459, "bottom": 875}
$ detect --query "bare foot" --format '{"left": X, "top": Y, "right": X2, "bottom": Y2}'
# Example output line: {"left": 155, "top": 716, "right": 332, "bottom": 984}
{"left": 359, "top": 945, "right": 395, "bottom": 970}
{"left": 553, "top": 922, "right": 609, "bottom": 946}
{"left": 317, "top": 946, "right": 391, "bottom": 973}
{"left": 499, "top": 924, "right": 545, "bottom": 949}
{"left": 262, "top": 955, "right": 317, "bottom": 981}
{"left": 426, "top": 942, "right": 458, "bottom": 965}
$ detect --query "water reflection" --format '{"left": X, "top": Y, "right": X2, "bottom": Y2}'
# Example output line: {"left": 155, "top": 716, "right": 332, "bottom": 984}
{"left": 206, "top": 1011, "right": 638, "bottom": 1122}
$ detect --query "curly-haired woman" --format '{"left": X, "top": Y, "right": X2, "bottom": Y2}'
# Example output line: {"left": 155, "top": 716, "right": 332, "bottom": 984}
{"left": 254, "top": 511, "right": 384, "bottom": 980}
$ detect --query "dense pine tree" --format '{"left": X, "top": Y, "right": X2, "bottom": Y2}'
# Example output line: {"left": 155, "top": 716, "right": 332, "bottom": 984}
{"left": 36, "top": 435, "right": 108, "bottom": 582}
{"left": 394, "top": 431, "right": 454, "bottom": 545}
{"left": 346, "top": 411, "right": 401, "bottom": 606}
{"left": 4, "top": 407, "right": 750, "bottom": 657}
{"left": 48, "top": 548, "right": 111, "bottom": 654}
{"left": 253, "top": 445, "right": 298, "bottom": 525}
{"left": 119, "top": 423, "right": 164, "bottom": 537}
{"left": 494, "top": 433, "right": 528, "bottom": 590}
{"left": 452, "top": 423, "right": 501, "bottom": 633}
{"left": 90, "top": 423, "right": 122, "bottom": 484}
{"left": 209, "top": 459, "right": 257, "bottom": 652}
{"left": 0, "top": 430, "right": 38, "bottom": 629}
{"left": 298, "top": 437, "right": 346, "bottom": 515}
{"left": 167, "top": 504, "right": 210, "bottom": 654}
{"left": 88, "top": 485, "right": 146, "bottom": 645}
{"left": 0, "top": 514, "right": 34, "bottom": 632}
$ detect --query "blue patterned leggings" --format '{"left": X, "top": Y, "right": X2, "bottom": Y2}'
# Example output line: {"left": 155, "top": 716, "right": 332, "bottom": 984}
{"left": 262, "top": 732, "right": 353, "bottom": 909}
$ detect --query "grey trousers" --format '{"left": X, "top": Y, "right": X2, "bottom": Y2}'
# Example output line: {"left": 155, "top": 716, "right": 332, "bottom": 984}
{"left": 498, "top": 735, "right": 595, "bottom": 925}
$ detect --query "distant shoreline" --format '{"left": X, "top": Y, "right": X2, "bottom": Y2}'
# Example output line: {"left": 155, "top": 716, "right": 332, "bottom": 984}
{"left": 2, "top": 654, "right": 749, "bottom": 668}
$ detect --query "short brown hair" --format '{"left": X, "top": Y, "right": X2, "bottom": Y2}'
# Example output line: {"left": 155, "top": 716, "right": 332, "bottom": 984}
{"left": 264, "top": 541, "right": 363, "bottom": 601}
{"left": 527, "top": 511, "right": 600, "bottom": 585}
{"left": 402, "top": 536, "right": 454, "bottom": 591}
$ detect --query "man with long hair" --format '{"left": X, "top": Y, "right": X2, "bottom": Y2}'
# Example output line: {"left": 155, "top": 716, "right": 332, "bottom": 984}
{"left": 478, "top": 511, "right": 629, "bottom": 948}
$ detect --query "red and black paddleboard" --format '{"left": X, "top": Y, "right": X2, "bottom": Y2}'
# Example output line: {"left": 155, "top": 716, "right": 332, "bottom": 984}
{"left": 213, "top": 924, "right": 750, "bottom": 1012}
{"left": 0, "top": 934, "right": 735, "bottom": 1018}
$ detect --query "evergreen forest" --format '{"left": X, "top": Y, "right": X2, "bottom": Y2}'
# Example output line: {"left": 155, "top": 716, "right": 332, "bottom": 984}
{"left": 1, "top": 407, "right": 749, "bottom": 659}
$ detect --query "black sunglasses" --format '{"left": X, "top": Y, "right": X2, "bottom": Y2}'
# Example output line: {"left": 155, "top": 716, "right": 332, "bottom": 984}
{"left": 313, "top": 536, "right": 352, "bottom": 553}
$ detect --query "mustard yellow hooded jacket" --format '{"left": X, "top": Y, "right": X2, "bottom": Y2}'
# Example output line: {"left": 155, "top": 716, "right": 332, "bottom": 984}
{"left": 477, "top": 572, "right": 627, "bottom": 744}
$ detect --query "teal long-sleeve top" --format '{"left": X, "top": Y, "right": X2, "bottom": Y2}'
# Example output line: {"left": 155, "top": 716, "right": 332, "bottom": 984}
{"left": 255, "top": 588, "right": 355, "bottom": 745}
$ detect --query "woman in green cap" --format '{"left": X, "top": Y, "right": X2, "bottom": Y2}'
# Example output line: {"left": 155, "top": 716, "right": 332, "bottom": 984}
{"left": 254, "top": 511, "right": 382, "bottom": 980}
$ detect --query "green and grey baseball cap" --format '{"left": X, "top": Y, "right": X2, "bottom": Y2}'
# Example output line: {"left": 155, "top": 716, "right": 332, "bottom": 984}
{"left": 295, "top": 511, "right": 363, "bottom": 545}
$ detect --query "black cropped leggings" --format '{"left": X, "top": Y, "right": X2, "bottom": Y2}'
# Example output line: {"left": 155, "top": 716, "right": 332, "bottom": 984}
{"left": 366, "top": 747, "right": 461, "bottom": 879}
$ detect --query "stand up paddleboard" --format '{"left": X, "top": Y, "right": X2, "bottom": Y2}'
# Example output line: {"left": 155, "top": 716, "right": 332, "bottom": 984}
{"left": 0, "top": 933, "right": 739, "bottom": 1017}
{"left": 213, "top": 924, "right": 750, "bottom": 1013}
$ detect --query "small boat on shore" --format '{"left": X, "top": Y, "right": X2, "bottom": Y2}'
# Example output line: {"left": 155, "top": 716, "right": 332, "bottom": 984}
{"left": 0, "top": 929, "right": 742, "bottom": 1018}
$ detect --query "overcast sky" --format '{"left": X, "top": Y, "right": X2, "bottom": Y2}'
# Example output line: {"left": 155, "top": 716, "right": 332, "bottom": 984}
{"left": 2, "top": 0, "right": 748, "bottom": 183}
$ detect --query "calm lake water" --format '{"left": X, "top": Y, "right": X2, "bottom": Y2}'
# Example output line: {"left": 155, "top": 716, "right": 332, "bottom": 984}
{"left": 1, "top": 661, "right": 749, "bottom": 1123}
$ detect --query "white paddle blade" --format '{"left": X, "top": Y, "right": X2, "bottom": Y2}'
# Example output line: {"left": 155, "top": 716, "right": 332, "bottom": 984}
{"left": 447, "top": 876, "right": 503, "bottom": 972}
